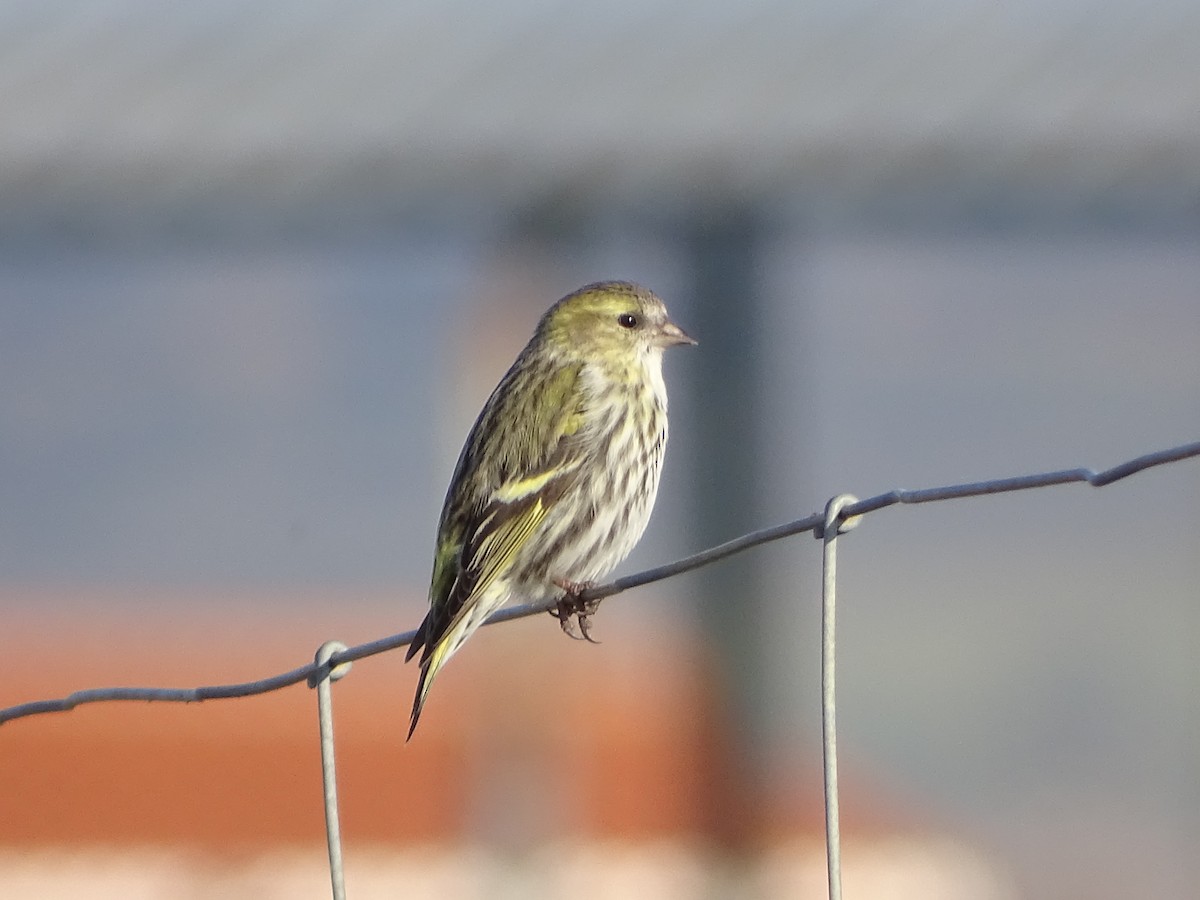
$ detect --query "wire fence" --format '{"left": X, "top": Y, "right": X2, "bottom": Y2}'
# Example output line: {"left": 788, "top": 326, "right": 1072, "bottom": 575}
{"left": 3, "top": 439, "right": 1199, "bottom": 899}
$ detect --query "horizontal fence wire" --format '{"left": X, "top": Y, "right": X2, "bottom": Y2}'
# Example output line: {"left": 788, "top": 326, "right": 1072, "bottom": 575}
{"left": 1, "top": 439, "right": 1197, "bottom": 727}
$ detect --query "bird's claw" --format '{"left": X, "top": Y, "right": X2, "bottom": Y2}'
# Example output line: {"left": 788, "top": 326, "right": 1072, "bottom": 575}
{"left": 550, "top": 579, "right": 602, "bottom": 644}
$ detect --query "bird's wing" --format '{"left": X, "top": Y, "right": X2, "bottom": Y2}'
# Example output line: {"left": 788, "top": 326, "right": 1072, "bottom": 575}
{"left": 407, "top": 361, "right": 589, "bottom": 664}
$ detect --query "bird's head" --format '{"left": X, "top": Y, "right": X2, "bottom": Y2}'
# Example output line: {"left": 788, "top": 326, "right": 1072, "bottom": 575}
{"left": 536, "top": 281, "right": 696, "bottom": 363}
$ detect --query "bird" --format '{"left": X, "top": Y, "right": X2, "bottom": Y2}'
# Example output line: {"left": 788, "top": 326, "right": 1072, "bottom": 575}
{"left": 404, "top": 280, "right": 696, "bottom": 738}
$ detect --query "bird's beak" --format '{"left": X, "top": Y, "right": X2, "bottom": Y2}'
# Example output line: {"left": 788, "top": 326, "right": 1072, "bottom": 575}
{"left": 658, "top": 320, "right": 698, "bottom": 348}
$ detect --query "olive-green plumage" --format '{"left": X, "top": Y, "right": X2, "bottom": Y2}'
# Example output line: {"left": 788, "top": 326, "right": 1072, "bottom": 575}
{"left": 405, "top": 281, "right": 695, "bottom": 738}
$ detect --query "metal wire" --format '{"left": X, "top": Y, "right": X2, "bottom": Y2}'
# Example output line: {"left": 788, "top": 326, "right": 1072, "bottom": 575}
{"left": 2, "top": 439, "right": 1198, "bottom": 900}
{"left": 820, "top": 495, "right": 860, "bottom": 900}
{"left": 310, "top": 641, "right": 352, "bottom": 900}
{"left": 0, "top": 438, "right": 1196, "bottom": 727}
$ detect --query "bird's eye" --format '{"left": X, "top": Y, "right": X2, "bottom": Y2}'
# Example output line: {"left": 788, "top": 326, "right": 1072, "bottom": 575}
{"left": 617, "top": 313, "right": 639, "bottom": 329}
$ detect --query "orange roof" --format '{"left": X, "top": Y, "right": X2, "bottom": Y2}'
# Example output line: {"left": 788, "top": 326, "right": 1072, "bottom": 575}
{"left": 2, "top": 589, "right": 899, "bottom": 852}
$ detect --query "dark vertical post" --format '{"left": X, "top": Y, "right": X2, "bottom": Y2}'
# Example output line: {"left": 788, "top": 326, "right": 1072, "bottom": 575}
{"left": 681, "top": 203, "right": 770, "bottom": 846}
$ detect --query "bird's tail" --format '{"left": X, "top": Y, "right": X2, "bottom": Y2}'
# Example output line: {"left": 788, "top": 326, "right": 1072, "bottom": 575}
{"left": 407, "top": 657, "right": 438, "bottom": 741}
{"left": 406, "top": 614, "right": 472, "bottom": 740}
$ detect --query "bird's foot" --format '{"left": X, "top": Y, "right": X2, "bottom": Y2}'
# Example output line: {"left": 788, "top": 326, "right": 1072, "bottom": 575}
{"left": 550, "top": 578, "right": 602, "bottom": 644}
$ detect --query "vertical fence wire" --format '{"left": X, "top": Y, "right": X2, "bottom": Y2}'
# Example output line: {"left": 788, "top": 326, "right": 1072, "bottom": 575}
{"left": 820, "top": 495, "right": 860, "bottom": 900}
{"left": 311, "top": 641, "right": 351, "bottom": 900}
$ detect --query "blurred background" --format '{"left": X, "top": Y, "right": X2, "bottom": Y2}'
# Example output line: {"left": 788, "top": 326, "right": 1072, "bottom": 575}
{"left": 2, "top": 1, "right": 1198, "bottom": 898}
